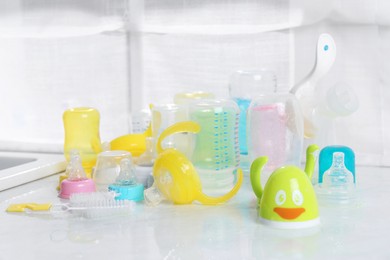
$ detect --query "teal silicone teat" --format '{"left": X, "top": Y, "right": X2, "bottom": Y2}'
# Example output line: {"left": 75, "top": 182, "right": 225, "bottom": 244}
{"left": 108, "top": 158, "right": 144, "bottom": 201}
{"left": 316, "top": 145, "right": 356, "bottom": 203}
{"left": 319, "top": 146, "right": 355, "bottom": 185}
{"left": 115, "top": 158, "right": 137, "bottom": 186}
{"left": 66, "top": 150, "right": 88, "bottom": 181}
{"left": 323, "top": 152, "right": 354, "bottom": 187}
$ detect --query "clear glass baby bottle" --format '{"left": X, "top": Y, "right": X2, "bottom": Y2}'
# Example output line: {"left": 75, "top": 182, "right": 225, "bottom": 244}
{"left": 188, "top": 99, "right": 240, "bottom": 193}
{"left": 229, "top": 70, "right": 277, "bottom": 156}
{"left": 247, "top": 93, "right": 304, "bottom": 177}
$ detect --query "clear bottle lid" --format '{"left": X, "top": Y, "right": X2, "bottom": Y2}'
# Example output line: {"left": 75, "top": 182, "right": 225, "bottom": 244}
{"left": 229, "top": 70, "right": 277, "bottom": 99}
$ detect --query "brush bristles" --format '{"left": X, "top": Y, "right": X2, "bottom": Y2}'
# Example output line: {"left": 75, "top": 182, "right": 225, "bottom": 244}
{"left": 69, "top": 192, "right": 135, "bottom": 219}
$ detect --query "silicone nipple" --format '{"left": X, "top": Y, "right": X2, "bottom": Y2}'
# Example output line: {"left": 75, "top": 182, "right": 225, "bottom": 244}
{"left": 316, "top": 148, "right": 356, "bottom": 204}
{"left": 144, "top": 186, "right": 164, "bottom": 206}
{"left": 115, "top": 158, "right": 137, "bottom": 186}
{"left": 325, "top": 152, "right": 354, "bottom": 187}
{"left": 136, "top": 137, "right": 155, "bottom": 167}
{"left": 66, "top": 150, "right": 88, "bottom": 181}
{"left": 108, "top": 158, "right": 144, "bottom": 201}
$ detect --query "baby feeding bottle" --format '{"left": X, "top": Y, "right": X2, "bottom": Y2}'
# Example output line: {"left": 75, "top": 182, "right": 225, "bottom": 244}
{"left": 247, "top": 92, "right": 304, "bottom": 178}
{"left": 59, "top": 150, "right": 96, "bottom": 199}
{"left": 63, "top": 107, "right": 102, "bottom": 178}
{"left": 229, "top": 70, "right": 277, "bottom": 156}
{"left": 188, "top": 99, "right": 240, "bottom": 194}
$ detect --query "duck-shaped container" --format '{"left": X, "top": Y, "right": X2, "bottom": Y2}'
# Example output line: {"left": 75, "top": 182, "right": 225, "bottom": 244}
{"left": 250, "top": 145, "right": 319, "bottom": 229}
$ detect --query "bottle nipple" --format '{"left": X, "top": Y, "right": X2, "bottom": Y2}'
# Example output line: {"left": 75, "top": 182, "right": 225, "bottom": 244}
{"left": 144, "top": 186, "right": 164, "bottom": 206}
{"left": 114, "top": 158, "right": 137, "bottom": 186}
{"left": 136, "top": 137, "right": 155, "bottom": 167}
{"left": 325, "top": 152, "right": 354, "bottom": 188}
{"left": 66, "top": 150, "right": 88, "bottom": 181}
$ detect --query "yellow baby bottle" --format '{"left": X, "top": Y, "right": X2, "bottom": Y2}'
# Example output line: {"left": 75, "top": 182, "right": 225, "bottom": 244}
{"left": 63, "top": 107, "right": 102, "bottom": 178}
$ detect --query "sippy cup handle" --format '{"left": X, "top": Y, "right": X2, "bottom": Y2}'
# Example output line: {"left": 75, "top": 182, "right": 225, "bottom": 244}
{"left": 195, "top": 168, "right": 244, "bottom": 205}
{"left": 250, "top": 156, "right": 268, "bottom": 200}
{"left": 156, "top": 121, "right": 201, "bottom": 154}
{"left": 304, "top": 144, "right": 320, "bottom": 179}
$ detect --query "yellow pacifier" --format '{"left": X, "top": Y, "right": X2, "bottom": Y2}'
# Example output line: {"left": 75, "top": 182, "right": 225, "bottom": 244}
{"left": 144, "top": 121, "right": 243, "bottom": 206}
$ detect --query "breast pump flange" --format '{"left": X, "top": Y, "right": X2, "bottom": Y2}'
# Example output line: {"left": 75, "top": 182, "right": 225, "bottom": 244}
{"left": 144, "top": 121, "right": 243, "bottom": 206}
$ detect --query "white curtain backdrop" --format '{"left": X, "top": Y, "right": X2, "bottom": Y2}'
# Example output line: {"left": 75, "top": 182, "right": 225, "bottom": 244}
{"left": 0, "top": 0, "right": 388, "bottom": 166}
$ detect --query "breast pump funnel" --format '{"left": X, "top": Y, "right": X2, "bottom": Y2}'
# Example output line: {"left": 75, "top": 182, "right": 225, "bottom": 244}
{"left": 290, "top": 34, "right": 337, "bottom": 138}
{"left": 144, "top": 121, "right": 243, "bottom": 206}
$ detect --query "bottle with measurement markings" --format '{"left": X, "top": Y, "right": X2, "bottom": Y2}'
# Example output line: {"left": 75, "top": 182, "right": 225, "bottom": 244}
{"left": 188, "top": 99, "right": 240, "bottom": 194}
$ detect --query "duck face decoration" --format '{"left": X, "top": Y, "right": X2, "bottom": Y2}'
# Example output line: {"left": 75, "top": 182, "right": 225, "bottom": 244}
{"left": 250, "top": 145, "right": 320, "bottom": 229}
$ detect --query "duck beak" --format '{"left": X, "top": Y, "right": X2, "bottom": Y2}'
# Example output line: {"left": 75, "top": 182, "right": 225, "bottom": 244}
{"left": 273, "top": 207, "right": 305, "bottom": 220}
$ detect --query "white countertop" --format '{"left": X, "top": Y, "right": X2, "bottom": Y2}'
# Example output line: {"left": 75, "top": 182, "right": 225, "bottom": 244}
{"left": 0, "top": 166, "right": 389, "bottom": 259}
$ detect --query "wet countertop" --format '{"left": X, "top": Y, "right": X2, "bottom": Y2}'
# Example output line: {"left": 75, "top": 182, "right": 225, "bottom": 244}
{"left": 0, "top": 166, "right": 389, "bottom": 259}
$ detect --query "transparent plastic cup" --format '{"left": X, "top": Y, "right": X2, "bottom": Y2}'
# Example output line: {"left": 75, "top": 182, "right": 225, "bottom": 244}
{"left": 92, "top": 150, "right": 132, "bottom": 191}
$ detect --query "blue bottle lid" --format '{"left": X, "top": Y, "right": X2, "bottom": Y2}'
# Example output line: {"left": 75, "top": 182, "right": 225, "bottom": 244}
{"left": 108, "top": 183, "right": 144, "bottom": 202}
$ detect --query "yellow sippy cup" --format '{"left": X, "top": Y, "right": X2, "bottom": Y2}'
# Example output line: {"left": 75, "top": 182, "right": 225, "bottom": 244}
{"left": 144, "top": 121, "right": 243, "bottom": 206}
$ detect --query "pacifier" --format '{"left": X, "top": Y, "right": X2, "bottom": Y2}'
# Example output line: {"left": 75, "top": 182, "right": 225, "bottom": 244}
{"left": 144, "top": 121, "right": 243, "bottom": 206}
